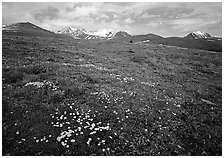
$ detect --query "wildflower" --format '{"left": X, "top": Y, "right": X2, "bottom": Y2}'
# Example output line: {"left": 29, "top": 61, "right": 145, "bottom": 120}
{"left": 91, "top": 123, "right": 95, "bottom": 128}
{"left": 71, "top": 139, "right": 76, "bottom": 143}
{"left": 101, "top": 140, "right": 106, "bottom": 143}
{"left": 61, "top": 142, "right": 66, "bottom": 146}
{"left": 90, "top": 131, "right": 97, "bottom": 135}
{"left": 67, "top": 133, "right": 72, "bottom": 137}
{"left": 87, "top": 138, "right": 92, "bottom": 145}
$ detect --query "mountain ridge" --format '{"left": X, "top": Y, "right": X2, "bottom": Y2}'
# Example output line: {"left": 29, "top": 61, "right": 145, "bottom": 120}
{"left": 185, "top": 31, "right": 212, "bottom": 39}
{"left": 2, "top": 22, "right": 222, "bottom": 52}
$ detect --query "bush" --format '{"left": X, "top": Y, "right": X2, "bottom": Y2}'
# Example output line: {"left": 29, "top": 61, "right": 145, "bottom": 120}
{"left": 128, "top": 50, "right": 134, "bottom": 53}
{"left": 47, "top": 58, "right": 56, "bottom": 62}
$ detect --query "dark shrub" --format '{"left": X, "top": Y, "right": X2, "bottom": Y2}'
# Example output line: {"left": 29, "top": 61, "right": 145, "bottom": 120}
{"left": 47, "top": 58, "right": 56, "bottom": 62}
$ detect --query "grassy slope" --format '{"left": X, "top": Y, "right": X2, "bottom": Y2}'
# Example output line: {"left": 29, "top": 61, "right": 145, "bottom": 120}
{"left": 2, "top": 33, "right": 222, "bottom": 156}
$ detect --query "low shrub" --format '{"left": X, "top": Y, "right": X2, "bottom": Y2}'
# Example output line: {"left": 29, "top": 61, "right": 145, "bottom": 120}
{"left": 47, "top": 58, "right": 56, "bottom": 62}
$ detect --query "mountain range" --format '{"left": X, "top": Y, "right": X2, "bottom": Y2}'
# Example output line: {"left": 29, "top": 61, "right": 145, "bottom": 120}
{"left": 2, "top": 22, "right": 222, "bottom": 52}
{"left": 56, "top": 27, "right": 131, "bottom": 40}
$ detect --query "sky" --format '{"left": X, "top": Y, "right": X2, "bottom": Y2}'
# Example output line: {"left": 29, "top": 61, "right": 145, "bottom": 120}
{"left": 2, "top": 2, "right": 222, "bottom": 37}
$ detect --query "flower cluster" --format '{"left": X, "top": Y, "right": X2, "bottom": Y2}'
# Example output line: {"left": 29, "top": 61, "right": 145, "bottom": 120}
{"left": 24, "top": 80, "right": 59, "bottom": 91}
{"left": 49, "top": 103, "right": 117, "bottom": 152}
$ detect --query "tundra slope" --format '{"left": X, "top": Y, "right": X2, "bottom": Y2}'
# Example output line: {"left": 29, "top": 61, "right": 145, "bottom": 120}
{"left": 2, "top": 24, "right": 222, "bottom": 156}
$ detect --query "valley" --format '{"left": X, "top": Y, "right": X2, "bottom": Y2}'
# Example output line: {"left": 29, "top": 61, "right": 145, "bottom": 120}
{"left": 2, "top": 23, "right": 222, "bottom": 156}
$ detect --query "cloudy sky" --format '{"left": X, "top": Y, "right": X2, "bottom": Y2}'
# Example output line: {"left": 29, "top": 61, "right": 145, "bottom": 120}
{"left": 2, "top": 2, "right": 222, "bottom": 37}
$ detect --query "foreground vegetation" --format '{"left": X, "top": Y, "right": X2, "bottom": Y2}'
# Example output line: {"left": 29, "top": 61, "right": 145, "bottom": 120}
{"left": 2, "top": 34, "right": 222, "bottom": 155}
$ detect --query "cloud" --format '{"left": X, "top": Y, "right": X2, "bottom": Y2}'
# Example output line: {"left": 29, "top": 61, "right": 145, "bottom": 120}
{"left": 147, "top": 21, "right": 162, "bottom": 28}
{"left": 171, "top": 19, "right": 220, "bottom": 33}
{"left": 2, "top": 2, "right": 222, "bottom": 37}
{"left": 139, "top": 12, "right": 160, "bottom": 19}
{"left": 32, "top": 7, "right": 59, "bottom": 22}
{"left": 124, "top": 18, "right": 134, "bottom": 24}
{"left": 101, "top": 14, "right": 110, "bottom": 19}
{"left": 113, "top": 14, "right": 119, "bottom": 19}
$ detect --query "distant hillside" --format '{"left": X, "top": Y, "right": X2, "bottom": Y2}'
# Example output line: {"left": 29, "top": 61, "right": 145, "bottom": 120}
{"left": 162, "top": 37, "right": 222, "bottom": 52}
{"left": 2, "top": 22, "right": 72, "bottom": 39}
{"left": 131, "top": 34, "right": 164, "bottom": 43}
{"left": 2, "top": 22, "right": 222, "bottom": 52}
{"left": 132, "top": 33, "right": 221, "bottom": 52}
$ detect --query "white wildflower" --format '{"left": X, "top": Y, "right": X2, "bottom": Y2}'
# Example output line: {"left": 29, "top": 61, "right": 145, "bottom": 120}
{"left": 71, "top": 139, "right": 76, "bottom": 143}
{"left": 87, "top": 138, "right": 92, "bottom": 145}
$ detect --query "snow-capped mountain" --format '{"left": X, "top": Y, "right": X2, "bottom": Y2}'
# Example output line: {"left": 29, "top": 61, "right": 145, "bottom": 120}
{"left": 87, "top": 29, "right": 114, "bottom": 38}
{"left": 185, "top": 31, "right": 211, "bottom": 39}
{"left": 56, "top": 27, "right": 119, "bottom": 40}
{"left": 57, "top": 27, "right": 88, "bottom": 39}
{"left": 2, "top": 24, "right": 8, "bottom": 29}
